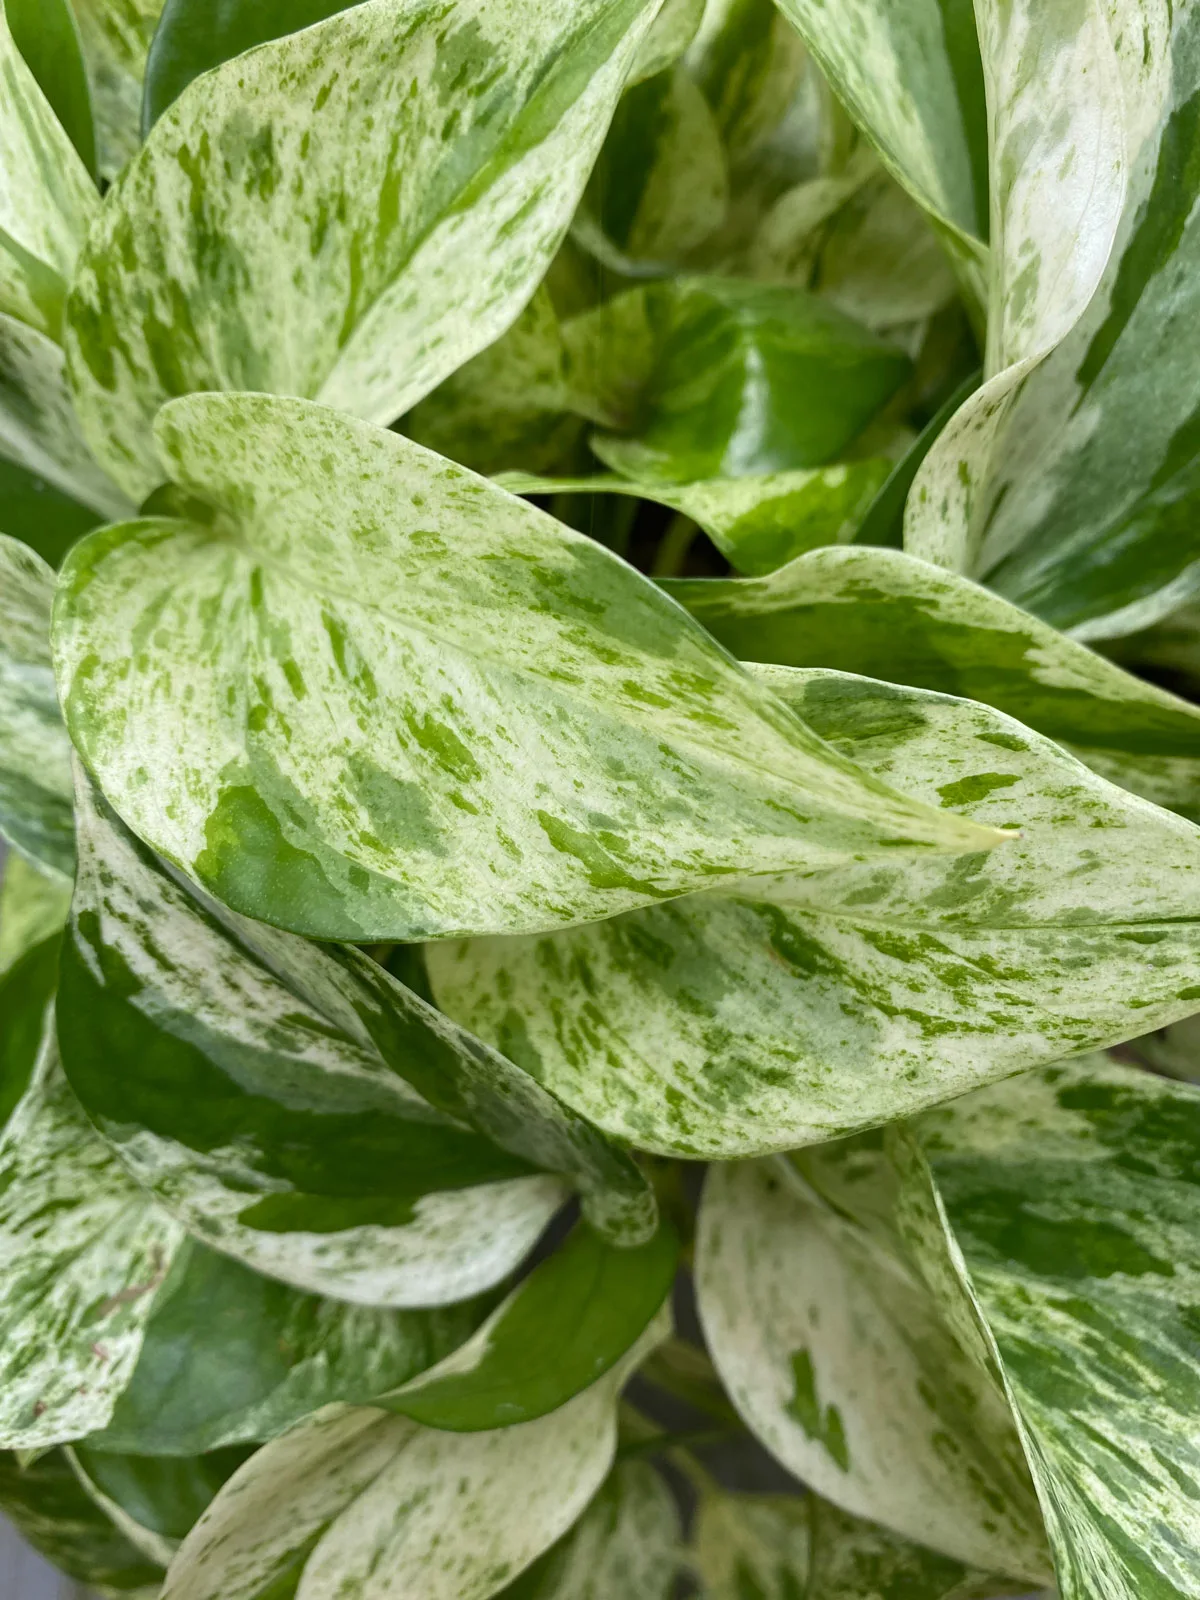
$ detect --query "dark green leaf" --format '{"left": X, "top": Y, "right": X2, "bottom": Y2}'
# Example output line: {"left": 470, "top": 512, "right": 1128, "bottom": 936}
{"left": 0, "top": 930, "right": 58, "bottom": 1128}
{"left": 6, "top": 0, "right": 97, "bottom": 178}
{"left": 0, "top": 1448, "right": 162, "bottom": 1592}
{"left": 0, "top": 455, "right": 101, "bottom": 568}
{"left": 143, "top": 0, "right": 359, "bottom": 131}
{"left": 71, "top": 1442, "right": 250, "bottom": 1552}
{"left": 854, "top": 371, "right": 979, "bottom": 549}
{"left": 382, "top": 1222, "right": 679, "bottom": 1431}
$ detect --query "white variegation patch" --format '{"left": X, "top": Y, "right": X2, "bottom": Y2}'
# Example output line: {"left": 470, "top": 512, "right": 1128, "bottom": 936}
{"left": 0, "top": 1023, "right": 183, "bottom": 1450}
{"left": 429, "top": 669, "right": 1200, "bottom": 1155}
{"left": 0, "top": 534, "right": 74, "bottom": 876}
{"left": 905, "top": 0, "right": 1133, "bottom": 575}
{"left": 53, "top": 393, "right": 997, "bottom": 945}
{"left": 695, "top": 1160, "right": 1050, "bottom": 1579}
{"left": 65, "top": 0, "right": 667, "bottom": 498}
{"left": 161, "top": 1311, "right": 670, "bottom": 1600}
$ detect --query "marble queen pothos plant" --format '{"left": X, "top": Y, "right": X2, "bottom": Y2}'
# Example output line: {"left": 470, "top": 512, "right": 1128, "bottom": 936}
{"left": 7, "top": 0, "right": 1200, "bottom": 1595}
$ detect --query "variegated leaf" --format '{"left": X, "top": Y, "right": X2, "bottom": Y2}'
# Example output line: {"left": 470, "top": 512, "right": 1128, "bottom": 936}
{"left": 576, "top": 65, "right": 729, "bottom": 271}
{"left": 693, "top": 1491, "right": 1014, "bottom": 1600}
{"left": 57, "top": 772, "right": 577, "bottom": 1306}
{"left": 767, "top": 0, "right": 986, "bottom": 246}
{"left": 500, "top": 461, "right": 889, "bottom": 576}
{"left": 914, "top": 1059, "right": 1200, "bottom": 1600}
{"left": 7, "top": 0, "right": 97, "bottom": 178}
{"left": 0, "top": 534, "right": 74, "bottom": 876}
{"left": 66, "top": 1444, "right": 248, "bottom": 1570}
{"left": 0, "top": 310, "right": 129, "bottom": 518}
{"left": 65, "top": 0, "right": 665, "bottom": 499}
{"left": 429, "top": 668, "right": 1200, "bottom": 1156}
{"left": 695, "top": 1159, "right": 1050, "bottom": 1580}
{"left": 53, "top": 393, "right": 996, "bottom": 945}
{"left": 904, "top": 0, "right": 1135, "bottom": 577}
{"left": 0, "top": 849, "right": 70, "bottom": 971}
{"left": 380, "top": 1221, "right": 678, "bottom": 1430}
{"left": 496, "top": 1460, "right": 681, "bottom": 1599}
{"left": 686, "top": 0, "right": 809, "bottom": 169}
{"left": 664, "top": 545, "right": 1200, "bottom": 819}
{"left": 631, "top": 0, "right": 705, "bottom": 83}
{"left": 0, "top": 1447, "right": 164, "bottom": 1595}
{"left": 967, "top": 5, "right": 1200, "bottom": 640}
{"left": 161, "top": 1311, "right": 670, "bottom": 1600}
{"left": 0, "top": 1, "right": 98, "bottom": 339}
{"left": 70, "top": 0, "right": 163, "bottom": 177}
{"left": 0, "top": 1004, "right": 184, "bottom": 1450}
{"left": 91, "top": 1240, "right": 481, "bottom": 1457}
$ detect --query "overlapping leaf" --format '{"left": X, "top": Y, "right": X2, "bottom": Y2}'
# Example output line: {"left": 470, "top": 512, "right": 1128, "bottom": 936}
{"left": 53, "top": 392, "right": 995, "bottom": 945}
{"left": 6, "top": 0, "right": 97, "bottom": 178}
{"left": 57, "top": 772, "right": 610, "bottom": 1305}
{"left": 665, "top": 545, "right": 1200, "bottom": 817}
{"left": 695, "top": 1159, "right": 1049, "bottom": 1578}
{"left": 71, "top": 0, "right": 163, "bottom": 177}
{"left": 0, "top": 980, "right": 184, "bottom": 1450}
{"left": 160, "top": 1311, "right": 669, "bottom": 1600}
{"left": 0, "top": 849, "right": 70, "bottom": 971}
{"left": 0, "top": 455, "right": 101, "bottom": 568}
{"left": 0, "top": 534, "right": 74, "bottom": 875}
{"left": 67, "top": 1443, "right": 249, "bottom": 1569}
{"left": 429, "top": 669, "right": 1200, "bottom": 1155}
{"left": 65, "top": 0, "right": 665, "bottom": 498}
{"left": 91, "top": 1241, "right": 482, "bottom": 1457}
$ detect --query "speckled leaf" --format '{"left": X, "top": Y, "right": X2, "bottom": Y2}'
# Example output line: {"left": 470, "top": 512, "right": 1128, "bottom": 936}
{"left": 429, "top": 669, "right": 1200, "bottom": 1156}
{"left": 160, "top": 1312, "right": 669, "bottom": 1600}
{"left": 65, "top": 0, "right": 665, "bottom": 499}
{"left": 695, "top": 1159, "right": 1049, "bottom": 1578}
{"left": 577, "top": 65, "right": 729, "bottom": 270}
{"left": 403, "top": 290, "right": 583, "bottom": 479}
{"left": 0, "top": 534, "right": 75, "bottom": 876}
{"left": 0, "top": 1007, "right": 185, "bottom": 1450}
{"left": 0, "top": 1448, "right": 164, "bottom": 1594}
{"left": 90, "top": 1241, "right": 482, "bottom": 1457}
{"left": 966, "top": 5, "right": 1200, "bottom": 640}
{"left": 142, "top": 0, "right": 359, "bottom": 129}
{"left": 664, "top": 545, "right": 1200, "bottom": 818}
{"left": 53, "top": 393, "right": 996, "bottom": 945}
{"left": 767, "top": 0, "right": 985, "bottom": 242}
{"left": 904, "top": 0, "right": 1134, "bottom": 577}
{"left": 693, "top": 1491, "right": 1013, "bottom": 1600}
{"left": 0, "top": 850, "right": 71, "bottom": 971}
{"left": 501, "top": 461, "right": 890, "bottom": 575}
{"left": 0, "top": 312, "right": 130, "bottom": 517}
{"left": 380, "top": 1221, "right": 678, "bottom": 1430}
{"left": 71, "top": 0, "right": 163, "bottom": 177}
{"left": 7, "top": 0, "right": 97, "bottom": 178}
{"left": 0, "top": 1, "right": 98, "bottom": 338}
{"left": 57, "top": 772, "right": 571, "bottom": 1307}
{"left": 495, "top": 1460, "right": 681, "bottom": 1599}
{"left": 913, "top": 1059, "right": 1200, "bottom": 1600}
{"left": 592, "top": 277, "right": 911, "bottom": 483}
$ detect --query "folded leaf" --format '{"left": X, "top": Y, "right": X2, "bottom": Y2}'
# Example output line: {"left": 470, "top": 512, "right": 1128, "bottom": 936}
{"left": 0, "top": 2, "right": 98, "bottom": 338}
{"left": 592, "top": 278, "right": 911, "bottom": 482}
{"left": 381, "top": 1222, "right": 678, "bottom": 1430}
{"left": 65, "top": 0, "right": 664, "bottom": 498}
{"left": 0, "top": 534, "right": 74, "bottom": 876}
{"left": 664, "top": 545, "right": 1200, "bottom": 818}
{"left": 142, "top": 0, "right": 359, "bottom": 129}
{"left": 58, "top": 773, "right": 570, "bottom": 1306}
{"left": 966, "top": 5, "right": 1200, "bottom": 640}
{"left": 904, "top": 0, "right": 1134, "bottom": 578}
{"left": 693, "top": 1490, "right": 1016, "bottom": 1600}
{"left": 90, "top": 1241, "right": 482, "bottom": 1457}
{"left": 53, "top": 393, "right": 996, "bottom": 945}
{"left": 767, "top": 0, "right": 986, "bottom": 245}
{"left": 161, "top": 1311, "right": 669, "bottom": 1600}
{"left": 577, "top": 65, "right": 729, "bottom": 270}
{"left": 429, "top": 669, "right": 1200, "bottom": 1155}
{"left": 695, "top": 1159, "right": 1049, "bottom": 1578}
{"left": 6, "top": 0, "right": 97, "bottom": 179}
{"left": 501, "top": 461, "right": 890, "bottom": 575}
{"left": 71, "top": 0, "right": 163, "bottom": 177}
{"left": 0, "top": 1448, "right": 163, "bottom": 1594}
{"left": 0, "top": 1000, "right": 184, "bottom": 1450}
{"left": 914, "top": 1060, "right": 1200, "bottom": 1600}
{"left": 496, "top": 1460, "right": 681, "bottom": 1599}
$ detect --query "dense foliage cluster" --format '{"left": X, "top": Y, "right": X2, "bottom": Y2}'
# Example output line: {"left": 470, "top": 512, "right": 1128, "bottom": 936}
{"left": 4, "top": 0, "right": 1200, "bottom": 1595}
